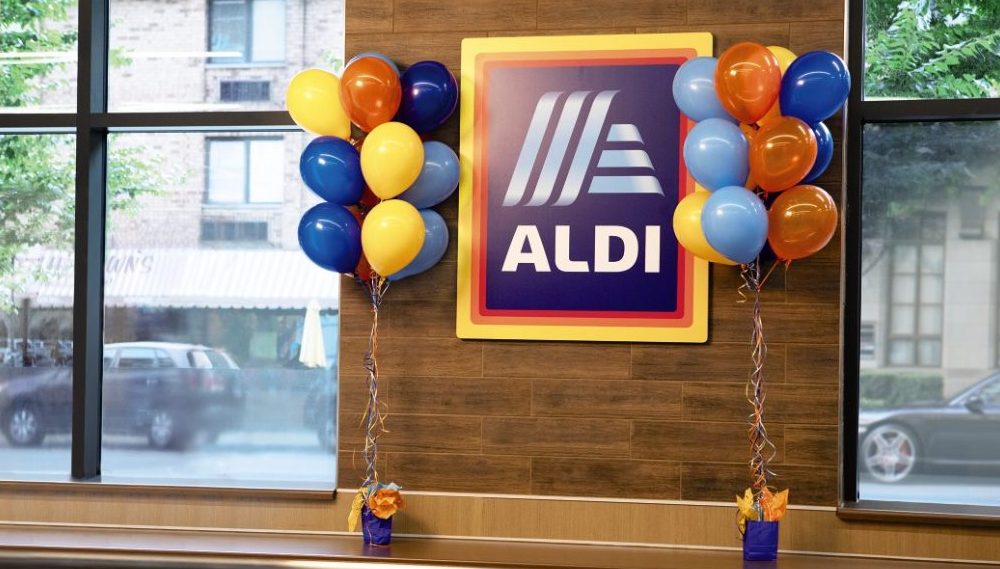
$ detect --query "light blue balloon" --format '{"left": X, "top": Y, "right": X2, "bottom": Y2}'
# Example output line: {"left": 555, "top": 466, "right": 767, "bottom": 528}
{"left": 397, "top": 141, "right": 460, "bottom": 209}
{"left": 701, "top": 186, "right": 768, "bottom": 264}
{"left": 683, "top": 118, "right": 749, "bottom": 191}
{"left": 672, "top": 57, "right": 735, "bottom": 122}
{"left": 389, "top": 209, "right": 449, "bottom": 281}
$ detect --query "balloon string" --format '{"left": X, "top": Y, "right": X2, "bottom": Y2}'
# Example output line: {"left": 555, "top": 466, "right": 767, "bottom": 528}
{"left": 361, "top": 272, "right": 389, "bottom": 489}
{"left": 740, "top": 260, "right": 777, "bottom": 517}
{"left": 757, "top": 258, "right": 784, "bottom": 291}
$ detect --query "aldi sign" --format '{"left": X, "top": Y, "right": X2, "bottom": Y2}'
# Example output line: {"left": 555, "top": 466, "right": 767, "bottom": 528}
{"left": 456, "top": 34, "right": 711, "bottom": 342}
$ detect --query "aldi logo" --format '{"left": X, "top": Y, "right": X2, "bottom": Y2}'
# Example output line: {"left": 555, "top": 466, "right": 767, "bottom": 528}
{"left": 456, "top": 34, "right": 711, "bottom": 342}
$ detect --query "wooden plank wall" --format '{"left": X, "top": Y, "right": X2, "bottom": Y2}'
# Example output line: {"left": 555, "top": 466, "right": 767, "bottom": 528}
{"left": 339, "top": 0, "right": 846, "bottom": 506}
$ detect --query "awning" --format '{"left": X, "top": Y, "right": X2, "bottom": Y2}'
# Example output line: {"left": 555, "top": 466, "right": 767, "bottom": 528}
{"left": 13, "top": 248, "right": 341, "bottom": 310}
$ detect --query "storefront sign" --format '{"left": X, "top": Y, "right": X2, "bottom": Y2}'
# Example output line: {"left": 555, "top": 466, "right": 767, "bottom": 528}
{"left": 456, "top": 33, "right": 711, "bottom": 342}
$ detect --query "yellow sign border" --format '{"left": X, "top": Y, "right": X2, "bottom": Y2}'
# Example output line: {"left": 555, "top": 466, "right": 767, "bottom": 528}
{"left": 456, "top": 33, "right": 713, "bottom": 343}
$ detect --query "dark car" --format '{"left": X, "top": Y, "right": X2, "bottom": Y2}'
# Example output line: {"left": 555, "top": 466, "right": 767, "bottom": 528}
{"left": 859, "top": 371, "right": 1000, "bottom": 483}
{"left": 303, "top": 376, "right": 337, "bottom": 453}
{"left": 0, "top": 341, "right": 245, "bottom": 450}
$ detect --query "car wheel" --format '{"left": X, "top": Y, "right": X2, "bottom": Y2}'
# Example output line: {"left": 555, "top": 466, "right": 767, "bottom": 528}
{"left": 862, "top": 423, "right": 918, "bottom": 483}
{"left": 148, "top": 409, "right": 193, "bottom": 450}
{"left": 317, "top": 417, "right": 336, "bottom": 453}
{"left": 3, "top": 402, "right": 45, "bottom": 447}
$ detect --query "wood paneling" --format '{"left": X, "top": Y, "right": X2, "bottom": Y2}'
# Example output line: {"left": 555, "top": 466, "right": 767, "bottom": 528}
{"left": 388, "top": 453, "right": 531, "bottom": 494}
{"left": 341, "top": 414, "right": 483, "bottom": 453}
{"left": 632, "top": 421, "right": 785, "bottom": 463}
{"left": 393, "top": 0, "right": 537, "bottom": 32}
{"left": 681, "top": 463, "right": 838, "bottom": 505}
{"left": 388, "top": 375, "right": 531, "bottom": 416}
{"left": 636, "top": 23, "right": 791, "bottom": 54}
{"left": 687, "top": 0, "right": 844, "bottom": 25}
{"left": 482, "top": 342, "right": 631, "bottom": 379}
{"left": 631, "top": 342, "right": 786, "bottom": 383}
{"left": 537, "top": 0, "right": 685, "bottom": 29}
{"left": 784, "top": 425, "right": 839, "bottom": 466}
{"left": 532, "top": 380, "right": 682, "bottom": 419}
{"left": 482, "top": 418, "right": 630, "bottom": 458}
{"left": 683, "top": 382, "right": 838, "bottom": 424}
{"left": 530, "top": 458, "right": 681, "bottom": 499}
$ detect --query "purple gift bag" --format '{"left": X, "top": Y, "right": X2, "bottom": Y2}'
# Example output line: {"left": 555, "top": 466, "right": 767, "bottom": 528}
{"left": 361, "top": 504, "right": 393, "bottom": 546}
{"left": 743, "top": 520, "right": 779, "bottom": 561}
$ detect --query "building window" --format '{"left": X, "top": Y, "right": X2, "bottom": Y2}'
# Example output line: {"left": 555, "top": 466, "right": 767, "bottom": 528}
{"left": 845, "top": 0, "right": 1000, "bottom": 514}
{"left": 220, "top": 80, "right": 271, "bottom": 103}
{"left": 209, "top": 0, "right": 287, "bottom": 64}
{"left": 201, "top": 220, "right": 269, "bottom": 243}
{"left": 206, "top": 138, "right": 284, "bottom": 204}
{"left": 886, "top": 215, "right": 945, "bottom": 367}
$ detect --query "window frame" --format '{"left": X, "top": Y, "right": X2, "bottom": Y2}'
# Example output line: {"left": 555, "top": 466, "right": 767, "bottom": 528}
{"left": 204, "top": 135, "right": 285, "bottom": 205}
{"left": 0, "top": 0, "right": 301, "bottom": 486}
{"left": 207, "top": 0, "right": 287, "bottom": 65}
{"left": 842, "top": 0, "right": 1000, "bottom": 522}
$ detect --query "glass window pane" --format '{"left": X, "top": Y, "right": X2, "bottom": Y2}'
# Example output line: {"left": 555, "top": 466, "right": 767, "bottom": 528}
{"left": 920, "top": 274, "right": 943, "bottom": 303}
{"left": 207, "top": 140, "right": 247, "bottom": 204}
{"left": 892, "top": 245, "right": 917, "bottom": 273}
{"left": 251, "top": 0, "right": 286, "bottom": 62}
{"left": 0, "top": 134, "right": 75, "bottom": 479}
{"left": 890, "top": 305, "right": 915, "bottom": 335}
{"left": 859, "top": 121, "right": 1000, "bottom": 506}
{"left": 891, "top": 274, "right": 916, "bottom": 303}
{"left": 887, "top": 340, "right": 915, "bottom": 365}
{"left": 109, "top": 0, "right": 344, "bottom": 111}
{"left": 103, "top": 132, "right": 337, "bottom": 490}
{"left": 248, "top": 139, "right": 284, "bottom": 203}
{"left": 865, "top": 1, "right": 1000, "bottom": 100}
{"left": 0, "top": 2, "right": 77, "bottom": 112}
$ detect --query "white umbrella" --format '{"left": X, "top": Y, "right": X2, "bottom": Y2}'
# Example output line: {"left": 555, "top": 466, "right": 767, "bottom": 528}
{"left": 298, "top": 299, "right": 327, "bottom": 368}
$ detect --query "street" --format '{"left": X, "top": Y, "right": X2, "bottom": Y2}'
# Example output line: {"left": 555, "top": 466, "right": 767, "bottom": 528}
{"left": 0, "top": 430, "right": 338, "bottom": 488}
{"left": 861, "top": 473, "right": 1000, "bottom": 506}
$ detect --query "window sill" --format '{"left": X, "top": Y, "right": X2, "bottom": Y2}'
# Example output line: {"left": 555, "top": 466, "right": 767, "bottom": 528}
{"left": 839, "top": 500, "right": 1000, "bottom": 527}
{"left": 0, "top": 478, "right": 334, "bottom": 501}
{"left": 0, "top": 523, "right": 996, "bottom": 569}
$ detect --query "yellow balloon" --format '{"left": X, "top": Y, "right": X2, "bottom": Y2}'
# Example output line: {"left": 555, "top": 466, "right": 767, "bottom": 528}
{"left": 360, "top": 122, "right": 424, "bottom": 199}
{"left": 766, "top": 46, "right": 797, "bottom": 75}
{"left": 758, "top": 47, "right": 797, "bottom": 127}
{"left": 286, "top": 69, "right": 351, "bottom": 138}
{"left": 673, "top": 192, "right": 738, "bottom": 265}
{"left": 361, "top": 199, "right": 425, "bottom": 275}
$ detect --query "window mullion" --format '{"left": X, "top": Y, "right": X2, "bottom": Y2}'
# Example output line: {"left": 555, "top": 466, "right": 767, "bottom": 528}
{"left": 71, "top": 0, "right": 110, "bottom": 480}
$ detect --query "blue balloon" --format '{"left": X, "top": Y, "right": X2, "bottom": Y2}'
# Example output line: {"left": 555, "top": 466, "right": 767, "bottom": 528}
{"left": 701, "top": 186, "right": 768, "bottom": 264}
{"left": 397, "top": 141, "right": 459, "bottom": 209}
{"left": 683, "top": 118, "right": 749, "bottom": 191}
{"left": 299, "top": 137, "right": 364, "bottom": 205}
{"left": 804, "top": 122, "right": 834, "bottom": 183}
{"left": 347, "top": 51, "right": 400, "bottom": 76}
{"left": 395, "top": 61, "right": 458, "bottom": 133}
{"left": 390, "top": 209, "right": 449, "bottom": 281}
{"left": 780, "top": 51, "right": 851, "bottom": 124}
{"left": 298, "top": 203, "right": 362, "bottom": 273}
{"left": 672, "top": 57, "right": 735, "bottom": 123}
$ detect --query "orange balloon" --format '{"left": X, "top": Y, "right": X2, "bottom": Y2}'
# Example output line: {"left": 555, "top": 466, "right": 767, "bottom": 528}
{"left": 749, "top": 116, "right": 817, "bottom": 192}
{"left": 768, "top": 185, "right": 838, "bottom": 260}
{"left": 715, "top": 42, "right": 782, "bottom": 124}
{"left": 739, "top": 123, "right": 759, "bottom": 190}
{"left": 340, "top": 57, "right": 402, "bottom": 132}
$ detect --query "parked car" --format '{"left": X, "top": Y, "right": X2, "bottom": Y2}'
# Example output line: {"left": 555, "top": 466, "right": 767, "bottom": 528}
{"left": 0, "top": 342, "right": 245, "bottom": 450}
{"left": 303, "top": 377, "right": 337, "bottom": 453}
{"left": 859, "top": 371, "right": 1000, "bottom": 483}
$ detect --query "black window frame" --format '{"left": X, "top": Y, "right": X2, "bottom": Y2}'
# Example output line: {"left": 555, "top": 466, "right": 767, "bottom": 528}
{"left": 208, "top": 0, "right": 287, "bottom": 65}
{"left": 0, "top": 0, "right": 296, "bottom": 482}
{"left": 204, "top": 135, "right": 285, "bottom": 205}
{"left": 842, "top": 0, "right": 1000, "bottom": 523}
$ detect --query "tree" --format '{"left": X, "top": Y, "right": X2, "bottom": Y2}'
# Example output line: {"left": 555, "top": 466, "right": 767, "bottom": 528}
{"left": 861, "top": 1, "right": 1000, "bottom": 270}
{"left": 0, "top": 0, "right": 160, "bottom": 314}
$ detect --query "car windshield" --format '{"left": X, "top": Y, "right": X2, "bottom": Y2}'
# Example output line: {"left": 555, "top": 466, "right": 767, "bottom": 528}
{"left": 187, "top": 349, "right": 235, "bottom": 369}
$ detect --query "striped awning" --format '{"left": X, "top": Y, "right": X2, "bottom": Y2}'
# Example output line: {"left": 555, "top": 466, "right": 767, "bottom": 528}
{"left": 13, "top": 248, "right": 341, "bottom": 310}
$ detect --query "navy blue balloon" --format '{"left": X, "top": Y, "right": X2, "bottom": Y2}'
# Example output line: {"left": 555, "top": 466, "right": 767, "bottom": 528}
{"left": 683, "top": 118, "right": 749, "bottom": 191}
{"left": 299, "top": 137, "right": 364, "bottom": 205}
{"left": 395, "top": 61, "right": 458, "bottom": 133}
{"left": 389, "top": 209, "right": 449, "bottom": 281}
{"left": 672, "top": 57, "right": 736, "bottom": 123}
{"left": 701, "top": 186, "right": 768, "bottom": 264}
{"left": 780, "top": 51, "right": 851, "bottom": 124}
{"left": 397, "top": 141, "right": 459, "bottom": 209}
{"left": 298, "top": 203, "right": 362, "bottom": 273}
{"left": 804, "top": 122, "right": 834, "bottom": 183}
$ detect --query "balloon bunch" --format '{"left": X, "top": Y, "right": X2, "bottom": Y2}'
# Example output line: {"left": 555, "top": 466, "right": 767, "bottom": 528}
{"left": 286, "top": 53, "right": 458, "bottom": 543}
{"left": 672, "top": 43, "right": 848, "bottom": 267}
{"left": 290, "top": 56, "right": 458, "bottom": 282}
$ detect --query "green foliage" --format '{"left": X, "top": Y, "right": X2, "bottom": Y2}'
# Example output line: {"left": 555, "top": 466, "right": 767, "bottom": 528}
{"left": 860, "top": 370, "right": 944, "bottom": 409}
{"left": 866, "top": 0, "right": 1000, "bottom": 99}
{"left": 0, "top": 0, "right": 161, "bottom": 312}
